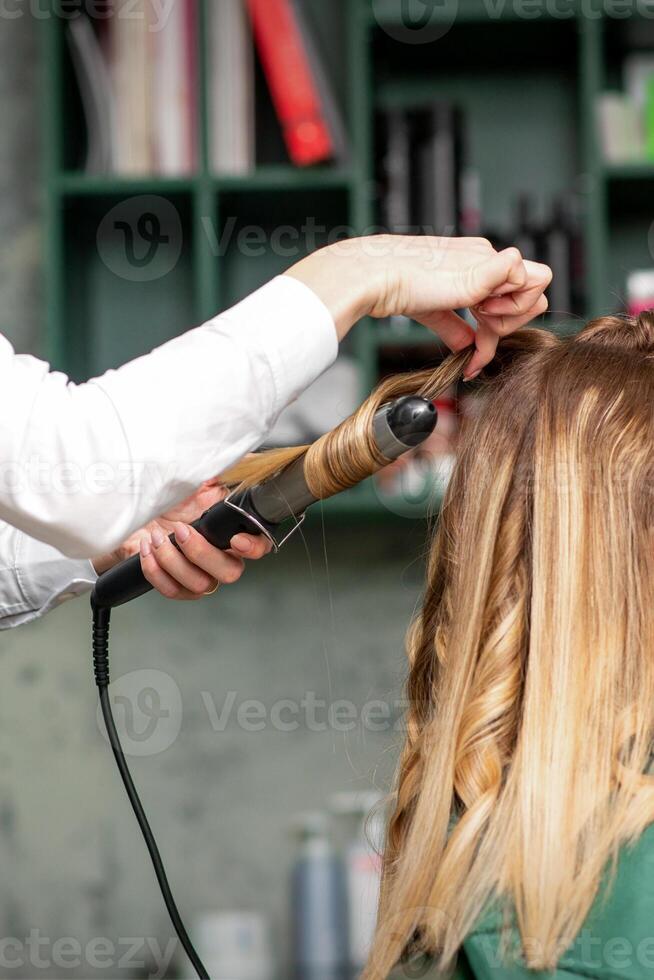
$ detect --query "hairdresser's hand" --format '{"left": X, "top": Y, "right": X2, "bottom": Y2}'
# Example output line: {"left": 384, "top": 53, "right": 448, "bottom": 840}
{"left": 92, "top": 479, "right": 271, "bottom": 600}
{"left": 286, "top": 235, "right": 552, "bottom": 379}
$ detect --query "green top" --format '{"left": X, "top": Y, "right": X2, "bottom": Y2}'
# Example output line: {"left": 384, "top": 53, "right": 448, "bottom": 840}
{"left": 451, "top": 822, "right": 654, "bottom": 979}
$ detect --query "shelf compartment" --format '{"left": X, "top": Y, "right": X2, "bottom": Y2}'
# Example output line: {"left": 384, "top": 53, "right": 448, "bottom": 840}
{"left": 367, "top": 0, "right": 581, "bottom": 26}
{"left": 58, "top": 191, "right": 195, "bottom": 380}
{"left": 53, "top": 174, "right": 200, "bottom": 197}
{"left": 376, "top": 71, "right": 578, "bottom": 236}
{"left": 216, "top": 186, "right": 351, "bottom": 309}
{"left": 603, "top": 162, "right": 654, "bottom": 181}
{"left": 226, "top": 0, "right": 352, "bottom": 171}
{"left": 214, "top": 167, "right": 354, "bottom": 192}
{"left": 52, "top": 168, "right": 355, "bottom": 197}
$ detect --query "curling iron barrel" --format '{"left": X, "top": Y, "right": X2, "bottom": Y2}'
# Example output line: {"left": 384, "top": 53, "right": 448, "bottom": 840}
{"left": 91, "top": 395, "right": 437, "bottom": 610}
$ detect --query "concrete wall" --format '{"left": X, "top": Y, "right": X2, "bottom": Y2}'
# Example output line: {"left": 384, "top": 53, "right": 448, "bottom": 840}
{"left": 0, "top": 523, "right": 427, "bottom": 979}
{"left": 0, "top": 14, "right": 42, "bottom": 356}
{"left": 0, "top": 17, "right": 429, "bottom": 977}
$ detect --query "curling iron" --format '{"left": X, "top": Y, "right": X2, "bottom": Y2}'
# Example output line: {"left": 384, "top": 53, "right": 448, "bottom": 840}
{"left": 92, "top": 395, "right": 438, "bottom": 610}
{"left": 90, "top": 394, "right": 438, "bottom": 979}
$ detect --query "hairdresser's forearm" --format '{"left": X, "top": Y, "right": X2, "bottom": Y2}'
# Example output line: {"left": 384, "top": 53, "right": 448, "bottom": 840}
{"left": 0, "top": 276, "right": 337, "bottom": 558}
{"left": 285, "top": 242, "right": 375, "bottom": 340}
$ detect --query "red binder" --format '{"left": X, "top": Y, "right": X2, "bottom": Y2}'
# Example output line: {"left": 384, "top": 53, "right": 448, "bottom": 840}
{"left": 246, "top": 0, "right": 335, "bottom": 166}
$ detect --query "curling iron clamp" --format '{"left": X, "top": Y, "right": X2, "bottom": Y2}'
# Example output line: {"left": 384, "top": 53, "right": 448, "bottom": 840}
{"left": 89, "top": 393, "right": 438, "bottom": 980}
{"left": 92, "top": 394, "right": 438, "bottom": 610}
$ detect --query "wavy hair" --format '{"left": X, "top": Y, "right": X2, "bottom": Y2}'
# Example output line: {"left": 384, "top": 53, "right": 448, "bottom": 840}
{"left": 225, "top": 314, "right": 654, "bottom": 976}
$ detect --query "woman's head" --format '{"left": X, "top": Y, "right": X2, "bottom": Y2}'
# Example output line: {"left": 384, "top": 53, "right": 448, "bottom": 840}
{"left": 367, "top": 313, "right": 654, "bottom": 977}
{"left": 225, "top": 312, "right": 654, "bottom": 976}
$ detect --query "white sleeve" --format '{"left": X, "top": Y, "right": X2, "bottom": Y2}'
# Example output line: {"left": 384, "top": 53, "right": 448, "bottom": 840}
{"left": 0, "top": 276, "right": 337, "bottom": 559}
{"left": 0, "top": 524, "right": 96, "bottom": 630}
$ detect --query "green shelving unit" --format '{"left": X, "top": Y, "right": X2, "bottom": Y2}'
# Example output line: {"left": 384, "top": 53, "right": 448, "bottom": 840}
{"left": 42, "top": 1, "right": 652, "bottom": 519}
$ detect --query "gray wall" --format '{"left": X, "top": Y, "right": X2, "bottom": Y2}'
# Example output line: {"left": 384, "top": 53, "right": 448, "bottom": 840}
{"left": 0, "top": 525, "right": 426, "bottom": 978}
{"left": 0, "top": 17, "right": 428, "bottom": 978}
{"left": 0, "top": 14, "right": 42, "bottom": 356}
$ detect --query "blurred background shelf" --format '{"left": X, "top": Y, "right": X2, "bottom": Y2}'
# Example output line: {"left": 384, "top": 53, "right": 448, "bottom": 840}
{"left": 42, "top": 1, "right": 654, "bottom": 521}
{"left": 53, "top": 169, "right": 355, "bottom": 194}
{"left": 603, "top": 162, "right": 654, "bottom": 180}
{"left": 53, "top": 174, "right": 199, "bottom": 195}
{"left": 366, "top": 0, "right": 559, "bottom": 25}
{"left": 213, "top": 167, "right": 355, "bottom": 191}
{"left": 372, "top": 321, "right": 446, "bottom": 347}
{"left": 312, "top": 479, "right": 444, "bottom": 520}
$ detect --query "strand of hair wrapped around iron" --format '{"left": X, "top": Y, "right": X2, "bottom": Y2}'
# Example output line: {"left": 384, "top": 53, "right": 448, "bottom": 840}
{"left": 221, "top": 346, "right": 474, "bottom": 497}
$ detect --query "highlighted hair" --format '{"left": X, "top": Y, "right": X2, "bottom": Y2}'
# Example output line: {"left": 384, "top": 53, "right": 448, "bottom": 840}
{"left": 226, "top": 314, "right": 654, "bottom": 975}
{"left": 366, "top": 314, "right": 654, "bottom": 976}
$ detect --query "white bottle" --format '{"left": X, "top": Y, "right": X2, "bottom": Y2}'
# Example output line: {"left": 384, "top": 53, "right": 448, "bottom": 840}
{"left": 330, "top": 792, "right": 385, "bottom": 977}
{"left": 192, "top": 911, "right": 274, "bottom": 980}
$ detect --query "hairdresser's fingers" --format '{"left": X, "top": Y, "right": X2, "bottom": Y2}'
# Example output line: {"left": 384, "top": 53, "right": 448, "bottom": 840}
{"left": 463, "top": 247, "right": 527, "bottom": 307}
{"left": 464, "top": 322, "right": 498, "bottom": 380}
{"left": 478, "top": 292, "right": 550, "bottom": 338}
{"left": 229, "top": 533, "right": 272, "bottom": 559}
{"left": 148, "top": 525, "right": 219, "bottom": 595}
{"left": 417, "top": 309, "right": 476, "bottom": 351}
{"left": 474, "top": 261, "right": 552, "bottom": 317}
{"left": 173, "top": 523, "right": 247, "bottom": 585}
{"left": 139, "top": 537, "right": 205, "bottom": 602}
{"left": 464, "top": 294, "right": 549, "bottom": 379}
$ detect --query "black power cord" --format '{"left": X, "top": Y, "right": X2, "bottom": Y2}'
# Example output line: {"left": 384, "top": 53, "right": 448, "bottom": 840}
{"left": 91, "top": 600, "right": 210, "bottom": 980}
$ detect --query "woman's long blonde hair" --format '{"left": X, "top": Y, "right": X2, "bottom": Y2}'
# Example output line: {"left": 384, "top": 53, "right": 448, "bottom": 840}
{"left": 226, "top": 314, "right": 654, "bottom": 976}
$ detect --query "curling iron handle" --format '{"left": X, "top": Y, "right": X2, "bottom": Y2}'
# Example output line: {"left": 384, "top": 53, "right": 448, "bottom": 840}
{"left": 92, "top": 499, "right": 269, "bottom": 610}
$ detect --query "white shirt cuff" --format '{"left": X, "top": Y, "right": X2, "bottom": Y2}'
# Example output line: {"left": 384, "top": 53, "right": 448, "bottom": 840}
{"left": 0, "top": 526, "right": 96, "bottom": 630}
